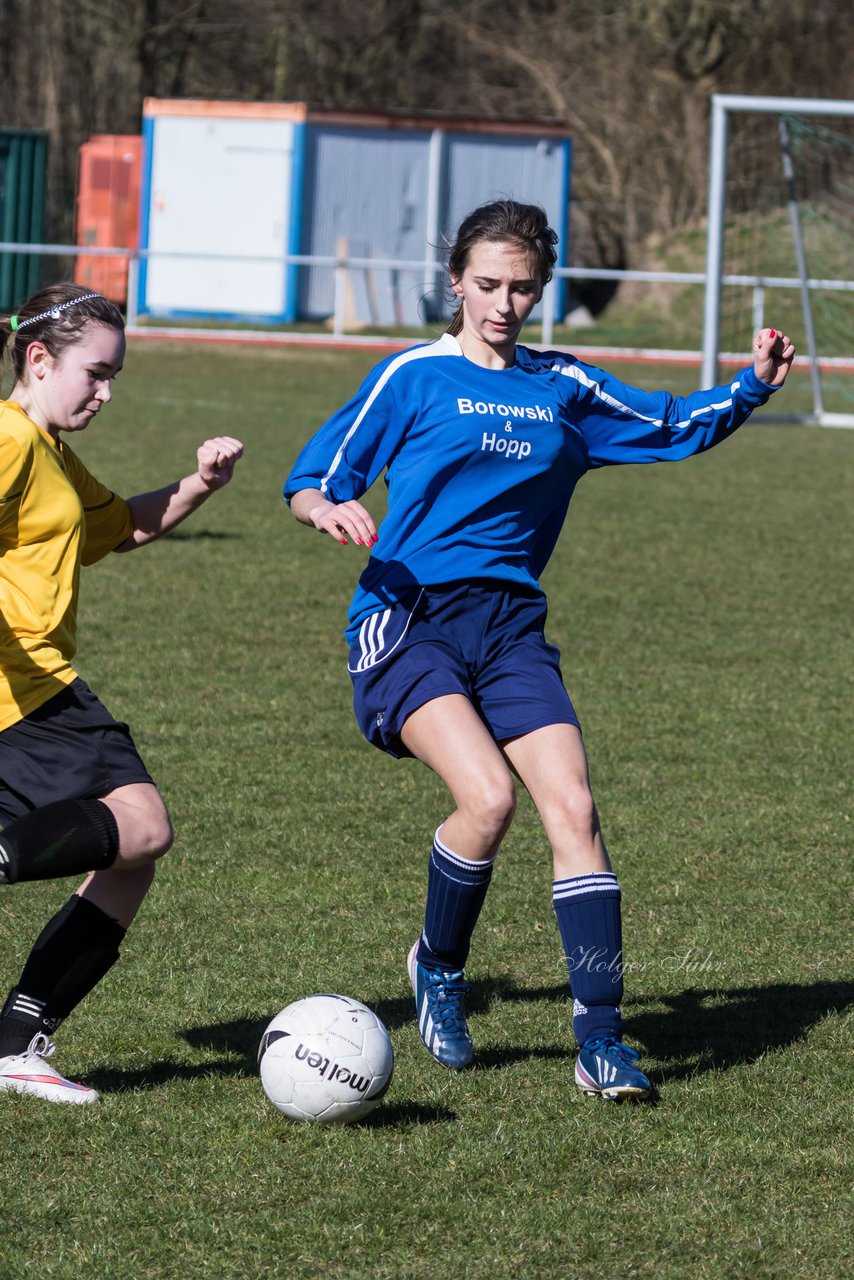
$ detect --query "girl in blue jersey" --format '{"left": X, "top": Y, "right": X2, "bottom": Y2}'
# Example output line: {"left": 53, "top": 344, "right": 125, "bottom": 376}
{"left": 284, "top": 200, "right": 794, "bottom": 1100}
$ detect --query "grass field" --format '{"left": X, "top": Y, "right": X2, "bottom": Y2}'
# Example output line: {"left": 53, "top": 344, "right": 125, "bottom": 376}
{"left": 0, "top": 342, "right": 851, "bottom": 1279}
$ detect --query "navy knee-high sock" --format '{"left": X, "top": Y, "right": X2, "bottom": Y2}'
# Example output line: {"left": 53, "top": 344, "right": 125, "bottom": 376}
{"left": 416, "top": 828, "right": 495, "bottom": 973}
{"left": 553, "top": 872, "right": 624, "bottom": 1045}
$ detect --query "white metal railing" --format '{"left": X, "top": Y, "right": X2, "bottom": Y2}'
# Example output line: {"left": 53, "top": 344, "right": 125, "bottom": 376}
{"left": 2, "top": 240, "right": 852, "bottom": 353}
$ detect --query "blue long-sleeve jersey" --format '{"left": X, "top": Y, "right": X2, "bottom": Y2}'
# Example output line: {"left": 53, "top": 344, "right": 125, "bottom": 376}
{"left": 284, "top": 334, "right": 778, "bottom": 640}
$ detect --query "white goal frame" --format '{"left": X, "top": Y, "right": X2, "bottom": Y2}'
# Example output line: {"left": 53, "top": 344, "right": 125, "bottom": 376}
{"left": 702, "top": 94, "right": 854, "bottom": 427}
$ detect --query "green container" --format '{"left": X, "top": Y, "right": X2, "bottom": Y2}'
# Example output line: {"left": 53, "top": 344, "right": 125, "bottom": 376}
{"left": 0, "top": 128, "right": 49, "bottom": 311}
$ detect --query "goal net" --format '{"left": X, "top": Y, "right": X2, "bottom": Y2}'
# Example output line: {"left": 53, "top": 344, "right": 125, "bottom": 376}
{"left": 702, "top": 95, "right": 854, "bottom": 427}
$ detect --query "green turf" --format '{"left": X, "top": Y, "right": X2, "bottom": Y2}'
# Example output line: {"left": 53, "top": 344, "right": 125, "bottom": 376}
{"left": 0, "top": 344, "right": 851, "bottom": 1279}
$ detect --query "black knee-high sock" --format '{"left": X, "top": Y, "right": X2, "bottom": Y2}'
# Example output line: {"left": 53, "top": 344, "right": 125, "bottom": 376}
{"left": 0, "top": 798, "right": 120, "bottom": 884}
{"left": 0, "top": 896, "right": 126, "bottom": 1056}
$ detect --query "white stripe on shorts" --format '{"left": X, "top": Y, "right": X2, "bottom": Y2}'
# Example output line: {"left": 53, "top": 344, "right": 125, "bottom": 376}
{"left": 348, "top": 590, "right": 424, "bottom": 673}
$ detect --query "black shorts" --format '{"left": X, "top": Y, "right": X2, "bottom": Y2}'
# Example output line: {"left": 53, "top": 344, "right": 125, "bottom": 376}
{"left": 0, "top": 678, "right": 153, "bottom": 826}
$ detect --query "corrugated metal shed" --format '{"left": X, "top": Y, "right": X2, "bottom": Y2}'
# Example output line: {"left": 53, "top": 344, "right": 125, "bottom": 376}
{"left": 299, "top": 124, "right": 434, "bottom": 324}
{"left": 0, "top": 128, "right": 49, "bottom": 311}
{"left": 75, "top": 135, "right": 142, "bottom": 304}
{"left": 137, "top": 100, "right": 571, "bottom": 325}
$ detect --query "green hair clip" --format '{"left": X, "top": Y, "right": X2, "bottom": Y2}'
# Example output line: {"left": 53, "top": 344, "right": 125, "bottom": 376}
{"left": 9, "top": 315, "right": 19, "bottom": 331}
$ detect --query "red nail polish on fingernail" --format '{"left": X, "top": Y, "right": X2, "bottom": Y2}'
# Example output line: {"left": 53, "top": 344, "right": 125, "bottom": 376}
{"left": 769, "top": 329, "right": 776, "bottom": 338}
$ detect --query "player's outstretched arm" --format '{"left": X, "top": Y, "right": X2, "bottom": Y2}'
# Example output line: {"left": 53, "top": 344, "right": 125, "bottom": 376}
{"left": 753, "top": 328, "right": 796, "bottom": 388}
{"left": 289, "top": 488, "right": 378, "bottom": 548}
{"left": 114, "top": 435, "right": 245, "bottom": 551}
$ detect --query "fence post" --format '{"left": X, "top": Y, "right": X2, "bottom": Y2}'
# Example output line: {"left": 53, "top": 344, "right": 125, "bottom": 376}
{"left": 541, "top": 279, "right": 555, "bottom": 348}
{"left": 333, "top": 238, "right": 348, "bottom": 337}
{"left": 751, "top": 283, "right": 765, "bottom": 335}
{"left": 126, "top": 254, "right": 139, "bottom": 327}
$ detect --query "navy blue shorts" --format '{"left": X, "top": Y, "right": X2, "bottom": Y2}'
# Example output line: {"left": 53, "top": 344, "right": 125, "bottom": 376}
{"left": 348, "top": 582, "right": 579, "bottom": 759}
{"left": 0, "top": 678, "right": 153, "bottom": 826}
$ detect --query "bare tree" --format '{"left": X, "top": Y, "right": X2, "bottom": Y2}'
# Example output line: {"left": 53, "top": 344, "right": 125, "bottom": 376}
{"left": 0, "top": 0, "right": 851, "bottom": 283}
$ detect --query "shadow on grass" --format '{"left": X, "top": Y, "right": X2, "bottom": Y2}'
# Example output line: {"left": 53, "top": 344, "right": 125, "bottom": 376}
{"left": 183, "top": 1015, "right": 270, "bottom": 1073}
{"left": 124, "top": 978, "right": 850, "bottom": 1095}
{"left": 86, "top": 1056, "right": 246, "bottom": 1092}
{"left": 79, "top": 1018, "right": 267, "bottom": 1094}
{"left": 461, "top": 977, "right": 854, "bottom": 1081}
{"left": 621, "top": 979, "right": 854, "bottom": 1083}
{"left": 163, "top": 528, "right": 237, "bottom": 541}
{"left": 464, "top": 975, "right": 854, "bottom": 1079}
{"left": 357, "top": 1100, "right": 456, "bottom": 1127}
{"left": 469, "top": 1043, "right": 571, "bottom": 1072}
{"left": 399, "top": 975, "right": 853, "bottom": 1080}
{"left": 262, "top": 1102, "right": 457, "bottom": 1133}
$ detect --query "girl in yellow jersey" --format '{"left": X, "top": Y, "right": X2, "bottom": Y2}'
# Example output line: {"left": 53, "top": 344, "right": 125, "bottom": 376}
{"left": 0, "top": 283, "right": 243, "bottom": 1103}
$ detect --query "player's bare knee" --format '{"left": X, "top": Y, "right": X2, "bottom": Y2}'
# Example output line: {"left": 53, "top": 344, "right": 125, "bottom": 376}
{"left": 468, "top": 778, "right": 516, "bottom": 843}
{"left": 145, "top": 811, "right": 174, "bottom": 859}
{"left": 554, "top": 783, "right": 597, "bottom": 841}
{"left": 118, "top": 808, "right": 174, "bottom": 864}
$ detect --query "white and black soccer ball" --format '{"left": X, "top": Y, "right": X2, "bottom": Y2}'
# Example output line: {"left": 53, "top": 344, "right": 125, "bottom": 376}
{"left": 258, "top": 994, "right": 394, "bottom": 1124}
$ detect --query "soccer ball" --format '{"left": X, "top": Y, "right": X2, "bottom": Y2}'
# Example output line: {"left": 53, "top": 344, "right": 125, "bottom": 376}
{"left": 258, "top": 994, "right": 394, "bottom": 1124}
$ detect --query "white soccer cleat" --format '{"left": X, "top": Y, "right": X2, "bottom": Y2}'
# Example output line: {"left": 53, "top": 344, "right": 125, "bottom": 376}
{"left": 0, "top": 1033, "right": 99, "bottom": 1104}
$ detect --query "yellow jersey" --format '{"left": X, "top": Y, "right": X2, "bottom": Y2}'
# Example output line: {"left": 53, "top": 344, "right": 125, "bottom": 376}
{"left": 0, "top": 401, "right": 133, "bottom": 730}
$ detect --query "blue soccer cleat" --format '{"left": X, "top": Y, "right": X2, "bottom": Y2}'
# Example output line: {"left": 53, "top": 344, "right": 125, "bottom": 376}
{"left": 407, "top": 941, "right": 474, "bottom": 1070}
{"left": 575, "top": 1035, "right": 652, "bottom": 1101}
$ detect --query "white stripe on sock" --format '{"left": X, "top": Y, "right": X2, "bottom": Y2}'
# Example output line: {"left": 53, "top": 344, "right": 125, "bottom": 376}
{"left": 12, "top": 995, "right": 46, "bottom": 1017}
{"left": 434, "top": 827, "right": 497, "bottom": 873}
{"left": 553, "top": 874, "right": 620, "bottom": 903}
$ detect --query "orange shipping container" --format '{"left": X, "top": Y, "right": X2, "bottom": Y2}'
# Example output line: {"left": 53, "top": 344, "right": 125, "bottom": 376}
{"left": 75, "top": 135, "right": 142, "bottom": 305}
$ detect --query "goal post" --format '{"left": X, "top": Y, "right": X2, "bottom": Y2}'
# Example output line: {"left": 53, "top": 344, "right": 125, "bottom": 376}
{"left": 702, "top": 94, "right": 854, "bottom": 427}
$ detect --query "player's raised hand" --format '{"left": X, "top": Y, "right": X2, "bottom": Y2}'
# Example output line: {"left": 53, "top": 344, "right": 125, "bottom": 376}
{"left": 197, "top": 435, "right": 244, "bottom": 489}
{"left": 310, "top": 497, "right": 378, "bottom": 547}
{"left": 753, "top": 328, "right": 795, "bottom": 388}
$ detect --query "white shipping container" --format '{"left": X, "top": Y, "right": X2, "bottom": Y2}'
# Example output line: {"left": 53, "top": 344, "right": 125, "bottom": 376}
{"left": 137, "top": 100, "right": 571, "bottom": 324}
